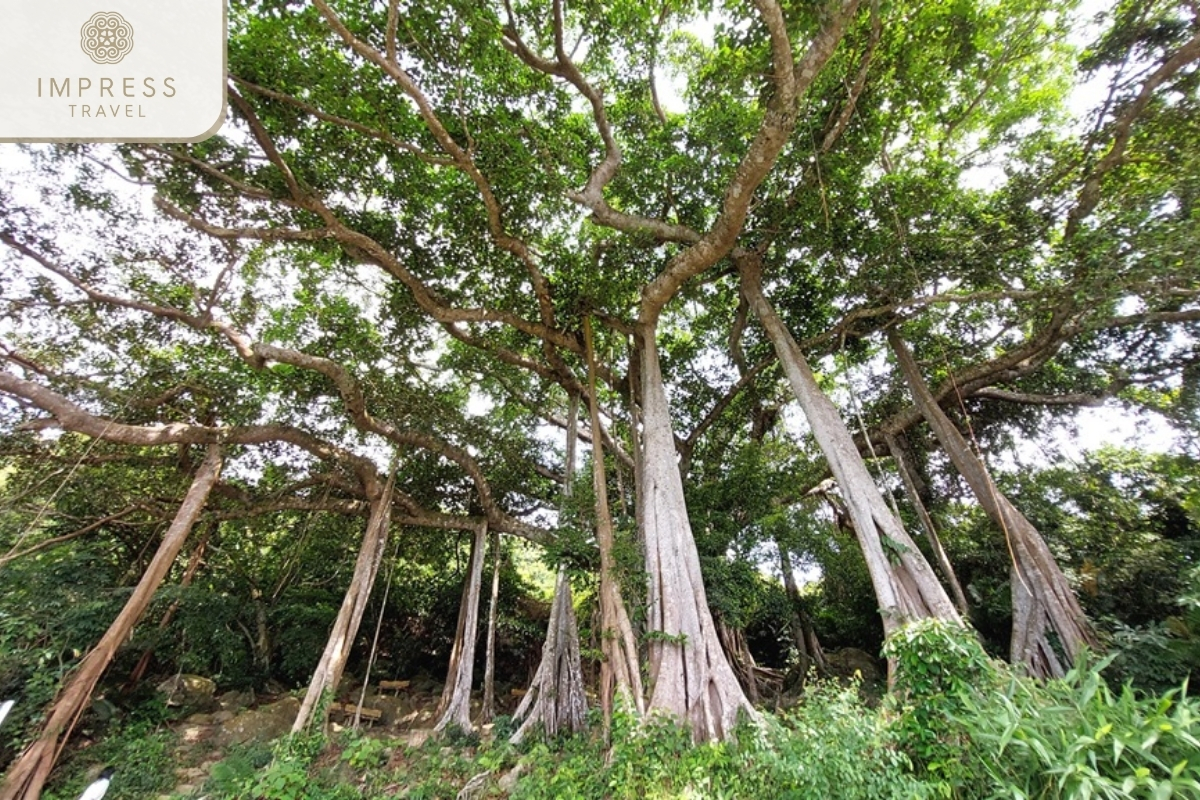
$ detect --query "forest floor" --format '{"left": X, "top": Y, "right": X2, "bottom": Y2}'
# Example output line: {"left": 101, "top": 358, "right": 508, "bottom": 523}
{"left": 151, "top": 680, "right": 508, "bottom": 799}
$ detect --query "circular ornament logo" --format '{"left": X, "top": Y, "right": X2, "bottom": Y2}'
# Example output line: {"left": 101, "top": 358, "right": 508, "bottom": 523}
{"left": 80, "top": 12, "right": 134, "bottom": 64}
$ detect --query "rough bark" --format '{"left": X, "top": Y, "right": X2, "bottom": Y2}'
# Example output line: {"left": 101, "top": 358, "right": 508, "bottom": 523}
{"left": 888, "top": 331, "right": 1099, "bottom": 677}
{"left": 510, "top": 395, "right": 588, "bottom": 743}
{"left": 434, "top": 521, "right": 489, "bottom": 733}
{"left": 716, "top": 618, "right": 760, "bottom": 705}
{"left": 292, "top": 477, "right": 394, "bottom": 733}
{"left": 126, "top": 520, "right": 214, "bottom": 687}
{"left": 883, "top": 432, "right": 970, "bottom": 615}
{"left": 585, "top": 317, "right": 645, "bottom": 727}
{"left": 480, "top": 528, "right": 501, "bottom": 725}
{"left": 509, "top": 567, "right": 587, "bottom": 744}
{"left": 639, "top": 327, "right": 757, "bottom": 739}
{"left": 739, "top": 259, "right": 960, "bottom": 636}
{"left": 0, "top": 446, "right": 222, "bottom": 800}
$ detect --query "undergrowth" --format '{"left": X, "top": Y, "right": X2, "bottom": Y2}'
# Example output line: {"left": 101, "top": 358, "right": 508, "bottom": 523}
{"left": 60, "top": 620, "right": 1200, "bottom": 800}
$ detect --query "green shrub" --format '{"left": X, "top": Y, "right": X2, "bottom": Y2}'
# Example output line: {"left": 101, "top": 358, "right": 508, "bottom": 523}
{"left": 883, "top": 616, "right": 998, "bottom": 789}
{"left": 511, "top": 688, "right": 927, "bottom": 800}
{"left": 339, "top": 732, "right": 389, "bottom": 770}
{"left": 958, "top": 658, "right": 1200, "bottom": 799}
{"left": 42, "top": 722, "right": 176, "bottom": 800}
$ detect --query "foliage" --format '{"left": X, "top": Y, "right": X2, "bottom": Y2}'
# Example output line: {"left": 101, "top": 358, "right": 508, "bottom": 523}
{"left": 338, "top": 732, "right": 389, "bottom": 771}
{"left": 512, "top": 697, "right": 923, "bottom": 800}
{"left": 956, "top": 659, "right": 1200, "bottom": 800}
{"left": 41, "top": 722, "right": 176, "bottom": 800}
{"left": 205, "top": 728, "right": 330, "bottom": 800}
{"left": 884, "top": 618, "right": 1200, "bottom": 799}
{"left": 884, "top": 617, "right": 1000, "bottom": 789}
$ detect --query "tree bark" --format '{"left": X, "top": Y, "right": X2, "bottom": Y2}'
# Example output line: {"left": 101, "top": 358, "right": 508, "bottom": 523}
{"left": 585, "top": 317, "right": 645, "bottom": 729}
{"left": 434, "top": 521, "right": 489, "bottom": 733}
{"left": 125, "top": 520, "right": 215, "bottom": 687}
{"left": 888, "top": 330, "right": 1099, "bottom": 677}
{"left": 510, "top": 394, "right": 589, "bottom": 742}
{"left": 778, "top": 543, "right": 827, "bottom": 676}
{"left": 480, "top": 528, "right": 501, "bottom": 725}
{"left": 509, "top": 567, "right": 587, "bottom": 744}
{"left": 0, "top": 446, "right": 222, "bottom": 800}
{"left": 883, "top": 432, "right": 970, "bottom": 615}
{"left": 716, "top": 618, "right": 759, "bottom": 705}
{"left": 292, "top": 476, "right": 394, "bottom": 733}
{"left": 739, "top": 258, "right": 960, "bottom": 636}
{"left": 638, "top": 326, "right": 757, "bottom": 740}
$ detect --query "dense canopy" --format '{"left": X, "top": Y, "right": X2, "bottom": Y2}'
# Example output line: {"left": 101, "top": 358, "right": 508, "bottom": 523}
{"left": 1, "top": 0, "right": 1198, "bottom": 797}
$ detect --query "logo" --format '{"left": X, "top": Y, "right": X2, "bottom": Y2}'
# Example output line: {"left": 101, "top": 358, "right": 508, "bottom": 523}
{"left": 80, "top": 11, "right": 134, "bottom": 65}
{"left": 1, "top": 0, "right": 226, "bottom": 142}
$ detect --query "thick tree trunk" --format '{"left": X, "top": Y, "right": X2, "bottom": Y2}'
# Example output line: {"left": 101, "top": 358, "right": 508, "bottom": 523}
{"left": 510, "top": 394, "right": 588, "bottom": 742}
{"left": 0, "top": 446, "right": 222, "bottom": 800}
{"left": 883, "top": 432, "right": 970, "bottom": 615}
{"left": 585, "top": 317, "right": 645, "bottom": 727}
{"left": 888, "top": 331, "right": 1098, "bottom": 677}
{"left": 509, "top": 567, "right": 587, "bottom": 744}
{"left": 292, "top": 477, "right": 394, "bottom": 733}
{"left": 126, "top": 520, "right": 215, "bottom": 687}
{"left": 778, "top": 543, "right": 827, "bottom": 676}
{"left": 638, "top": 326, "right": 756, "bottom": 740}
{"left": 739, "top": 261, "right": 959, "bottom": 636}
{"left": 434, "top": 521, "right": 489, "bottom": 732}
{"left": 480, "top": 528, "right": 501, "bottom": 725}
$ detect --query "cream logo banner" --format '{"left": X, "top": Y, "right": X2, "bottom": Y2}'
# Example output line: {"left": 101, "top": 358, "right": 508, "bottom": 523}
{"left": 0, "top": 1, "right": 225, "bottom": 142}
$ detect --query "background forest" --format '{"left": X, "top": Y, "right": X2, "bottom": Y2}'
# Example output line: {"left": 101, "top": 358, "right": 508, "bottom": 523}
{"left": 1, "top": 0, "right": 1199, "bottom": 797}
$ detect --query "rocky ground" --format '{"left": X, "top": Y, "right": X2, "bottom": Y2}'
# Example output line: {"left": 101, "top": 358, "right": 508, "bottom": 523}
{"left": 152, "top": 675, "right": 499, "bottom": 798}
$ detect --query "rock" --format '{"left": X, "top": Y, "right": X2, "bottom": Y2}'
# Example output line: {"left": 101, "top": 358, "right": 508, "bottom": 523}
{"left": 218, "top": 689, "right": 254, "bottom": 711}
{"left": 374, "top": 695, "right": 407, "bottom": 726}
{"left": 156, "top": 675, "right": 217, "bottom": 707}
{"left": 825, "top": 647, "right": 883, "bottom": 683}
{"left": 412, "top": 675, "right": 440, "bottom": 695}
{"left": 498, "top": 763, "right": 525, "bottom": 792}
{"left": 212, "top": 710, "right": 235, "bottom": 723}
{"left": 90, "top": 697, "right": 118, "bottom": 721}
{"left": 824, "top": 647, "right": 885, "bottom": 702}
{"left": 405, "top": 728, "right": 432, "bottom": 748}
{"left": 215, "top": 696, "right": 301, "bottom": 747}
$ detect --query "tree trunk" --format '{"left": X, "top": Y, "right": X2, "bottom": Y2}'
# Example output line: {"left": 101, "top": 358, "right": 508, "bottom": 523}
{"left": 0, "top": 446, "right": 222, "bottom": 800}
{"left": 585, "top": 317, "right": 645, "bottom": 729}
{"left": 292, "top": 476, "right": 394, "bottom": 733}
{"left": 778, "top": 543, "right": 827, "bottom": 676}
{"left": 125, "top": 520, "right": 215, "bottom": 687}
{"left": 888, "top": 330, "right": 1098, "bottom": 677}
{"left": 739, "top": 259, "right": 960, "bottom": 637}
{"left": 638, "top": 325, "right": 757, "bottom": 740}
{"left": 480, "top": 528, "right": 501, "bottom": 725}
{"left": 509, "top": 567, "right": 587, "bottom": 744}
{"left": 434, "top": 521, "right": 489, "bottom": 733}
{"left": 883, "top": 432, "right": 970, "bottom": 615}
{"left": 715, "top": 618, "right": 759, "bottom": 705}
{"left": 510, "top": 393, "right": 589, "bottom": 742}
{"left": 253, "top": 592, "right": 271, "bottom": 677}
